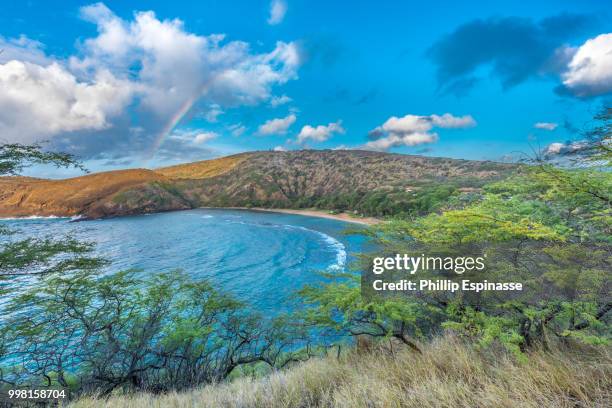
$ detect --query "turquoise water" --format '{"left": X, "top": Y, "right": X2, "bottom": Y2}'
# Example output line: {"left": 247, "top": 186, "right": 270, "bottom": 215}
{"left": 2, "top": 209, "right": 367, "bottom": 314}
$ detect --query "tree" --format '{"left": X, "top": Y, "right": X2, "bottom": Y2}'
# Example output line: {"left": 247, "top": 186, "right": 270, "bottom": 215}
{"left": 0, "top": 143, "right": 98, "bottom": 282}
{"left": 4, "top": 269, "right": 313, "bottom": 394}
{"left": 584, "top": 106, "right": 611, "bottom": 166}
{"left": 0, "top": 143, "right": 86, "bottom": 176}
{"left": 298, "top": 111, "right": 611, "bottom": 357}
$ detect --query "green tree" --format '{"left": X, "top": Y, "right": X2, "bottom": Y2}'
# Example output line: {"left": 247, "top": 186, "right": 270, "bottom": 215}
{"left": 0, "top": 143, "right": 97, "bottom": 283}
{"left": 4, "top": 268, "right": 312, "bottom": 394}
{"left": 299, "top": 110, "right": 611, "bottom": 357}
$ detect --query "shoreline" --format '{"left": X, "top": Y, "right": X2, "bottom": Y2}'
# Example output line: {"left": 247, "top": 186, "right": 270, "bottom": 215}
{"left": 1, "top": 208, "right": 382, "bottom": 226}
{"left": 204, "top": 207, "right": 381, "bottom": 226}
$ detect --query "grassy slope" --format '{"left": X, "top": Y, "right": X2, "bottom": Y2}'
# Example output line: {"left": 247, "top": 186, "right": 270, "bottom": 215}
{"left": 70, "top": 336, "right": 611, "bottom": 408}
{"left": 155, "top": 153, "right": 248, "bottom": 179}
{"left": 0, "top": 150, "right": 516, "bottom": 218}
{"left": 0, "top": 169, "right": 166, "bottom": 217}
{"left": 0, "top": 154, "right": 248, "bottom": 217}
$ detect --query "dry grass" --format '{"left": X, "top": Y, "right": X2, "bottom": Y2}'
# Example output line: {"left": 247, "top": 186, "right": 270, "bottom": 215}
{"left": 68, "top": 336, "right": 611, "bottom": 408}
{"left": 0, "top": 169, "right": 166, "bottom": 217}
{"left": 0, "top": 154, "right": 247, "bottom": 217}
{"left": 155, "top": 153, "right": 249, "bottom": 180}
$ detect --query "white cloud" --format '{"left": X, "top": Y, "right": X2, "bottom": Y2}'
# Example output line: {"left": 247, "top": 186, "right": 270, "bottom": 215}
{"left": 0, "top": 35, "right": 51, "bottom": 65}
{"left": 332, "top": 144, "right": 353, "bottom": 150}
{"left": 169, "top": 128, "right": 217, "bottom": 145}
{"left": 562, "top": 33, "right": 612, "bottom": 97}
{"left": 267, "top": 0, "right": 287, "bottom": 25}
{"left": 545, "top": 142, "right": 564, "bottom": 154}
{"left": 270, "top": 94, "right": 292, "bottom": 107}
{"left": 534, "top": 122, "right": 558, "bottom": 131}
{"left": 430, "top": 113, "right": 476, "bottom": 128}
{"left": 228, "top": 123, "right": 246, "bottom": 137}
{"left": 258, "top": 113, "right": 296, "bottom": 135}
{"left": 0, "top": 60, "right": 132, "bottom": 143}
{"left": 193, "top": 131, "right": 218, "bottom": 144}
{"left": 203, "top": 104, "right": 223, "bottom": 122}
{"left": 297, "top": 120, "right": 345, "bottom": 144}
{"left": 364, "top": 113, "right": 475, "bottom": 151}
{"left": 0, "top": 2, "right": 300, "bottom": 154}
{"left": 544, "top": 140, "right": 589, "bottom": 156}
{"left": 273, "top": 145, "right": 287, "bottom": 151}
{"left": 365, "top": 133, "right": 438, "bottom": 151}
{"left": 74, "top": 4, "right": 300, "bottom": 115}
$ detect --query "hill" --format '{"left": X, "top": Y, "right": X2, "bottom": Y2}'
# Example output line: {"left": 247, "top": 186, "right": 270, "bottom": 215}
{"left": 0, "top": 150, "right": 517, "bottom": 219}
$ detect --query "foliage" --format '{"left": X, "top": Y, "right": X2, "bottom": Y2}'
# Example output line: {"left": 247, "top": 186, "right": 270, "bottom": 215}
{"left": 299, "top": 273, "right": 425, "bottom": 353}
{"left": 280, "top": 184, "right": 459, "bottom": 218}
{"left": 0, "top": 143, "right": 86, "bottom": 176}
{"left": 0, "top": 238, "right": 106, "bottom": 283}
{"left": 299, "top": 153, "right": 611, "bottom": 357}
{"left": 1, "top": 269, "right": 312, "bottom": 394}
{"left": 0, "top": 143, "right": 101, "bottom": 288}
{"left": 583, "top": 106, "right": 612, "bottom": 166}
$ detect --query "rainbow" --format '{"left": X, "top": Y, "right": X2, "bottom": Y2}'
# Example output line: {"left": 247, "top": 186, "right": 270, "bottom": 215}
{"left": 144, "top": 93, "right": 200, "bottom": 162}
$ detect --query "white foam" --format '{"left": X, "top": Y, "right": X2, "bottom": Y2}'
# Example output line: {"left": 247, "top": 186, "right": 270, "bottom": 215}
{"left": 224, "top": 219, "right": 347, "bottom": 272}
{"left": 285, "top": 225, "right": 347, "bottom": 271}
{"left": 0, "top": 215, "right": 70, "bottom": 221}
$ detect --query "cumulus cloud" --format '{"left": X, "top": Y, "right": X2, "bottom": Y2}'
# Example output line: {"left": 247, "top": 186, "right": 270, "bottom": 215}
{"left": 297, "top": 120, "right": 345, "bottom": 144}
{"left": 267, "top": 0, "right": 287, "bottom": 25}
{"left": 561, "top": 33, "right": 612, "bottom": 97}
{"left": 365, "top": 133, "right": 438, "bottom": 151}
{"left": 0, "top": 35, "right": 51, "bottom": 65}
{"left": 273, "top": 145, "right": 287, "bottom": 151}
{"left": 73, "top": 3, "right": 299, "bottom": 113}
{"left": 427, "top": 13, "right": 596, "bottom": 95}
{"left": 0, "top": 2, "right": 300, "bottom": 159}
{"left": 258, "top": 114, "right": 296, "bottom": 135}
{"left": 365, "top": 113, "right": 475, "bottom": 151}
{"left": 270, "top": 94, "right": 292, "bottom": 107}
{"left": 0, "top": 60, "right": 132, "bottom": 143}
{"left": 534, "top": 122, "right": 558, "bottom": 130}
{"left": 193, "top": 131, "right": 218, "bottom": 144}
{"left": 430, "top": 113, "right": 477, "bottom": 128}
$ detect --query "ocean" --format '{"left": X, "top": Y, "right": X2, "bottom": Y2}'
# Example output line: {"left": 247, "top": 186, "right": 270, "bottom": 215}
{"left": 1, "top": 208, "right": 368, "bottom": 314}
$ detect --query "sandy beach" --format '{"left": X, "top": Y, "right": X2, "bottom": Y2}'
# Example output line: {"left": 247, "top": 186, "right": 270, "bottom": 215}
{"left": 204, "top": 207, "right": 381, "bottom": 226}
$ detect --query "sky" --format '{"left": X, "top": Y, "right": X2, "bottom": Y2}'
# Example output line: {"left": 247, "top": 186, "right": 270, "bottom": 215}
{"left": 0, "top": 0, "right": 611, "bottom": 177}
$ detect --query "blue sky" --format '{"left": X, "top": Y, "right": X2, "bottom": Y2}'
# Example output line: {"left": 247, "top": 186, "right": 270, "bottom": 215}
{"left": 1, "top": 0, "right": 611, "bottom": 177}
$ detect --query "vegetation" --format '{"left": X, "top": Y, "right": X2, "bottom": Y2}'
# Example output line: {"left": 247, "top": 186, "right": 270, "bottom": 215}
{"left": 0, "top": 143, "right": 86, "bottom": 176}
{"left": 69, "top": 336, "right": 611, "bottom": 408}
{"left": 2, "top": 269, "right": 311, "bottom": 395}
{"left": 296, "top": 108, "right": 611, "bottom": 363}
{"left": 0, "top": 109, "right": 610, "bottom": 406}
{"left": 0, "top": 144, "right": 101, "bottom": 283}
{"left": 286, "top": 184, "right": 460, "bottom": 218}
{"left": 300, "top": 166, "right": 610, "bottom": 364}
{"left": 0, "top": 149, "right": 514, "bottom": 219}
{"left": 583, "top": 106, "right": 611, "bottom": 165}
